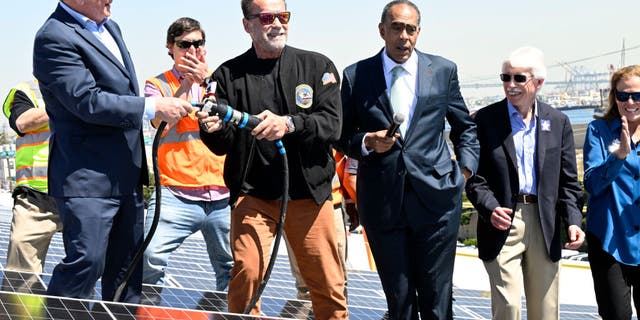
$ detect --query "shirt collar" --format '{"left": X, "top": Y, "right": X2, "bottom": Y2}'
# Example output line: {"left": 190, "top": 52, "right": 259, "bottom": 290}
{"left": 171, "top": 67, "right": 183, "bottom": 80}
{"left": 59, "top": 1, "right": 110, "bottom": 31}
{"left": 507, "top": 99, "right": 539, "bottom": 120}
{"left": 607, "top": 117, "right": 622, "bottom": 134}
{"left": 381, "top": 47, "right": 418, "bottom": 78}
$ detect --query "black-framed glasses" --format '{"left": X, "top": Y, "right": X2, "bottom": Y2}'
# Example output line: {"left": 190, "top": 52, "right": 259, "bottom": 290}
{"left": 389, "top": 22, "right": 419, "bottom": 35}
{"left": 246, "top": 11, "right": 291, "bottom": 25}
{"left": 500, "top": 74, "right": 531, "bottom": 83}
{"left": 615, "top": 90, "right": 640, "bottom": 102}
{"left": 174, "top": 39, "right": 205, "bottom": 49}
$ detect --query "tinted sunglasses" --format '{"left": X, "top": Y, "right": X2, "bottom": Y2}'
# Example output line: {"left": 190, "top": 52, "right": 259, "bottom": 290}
{"left": 390, "top": 22, "right": 419, "bottom": 35}
{"left": 246, "top": 11, "right": 291, "bottom": 25}
{"left": 174, "top": 39, "right": 205, "bottom": 49}
{"left": 615, "top": 90, "right": 640, "bottom": 102}
{"left": 500, "top": 74, "right": 532, "bottom": 83}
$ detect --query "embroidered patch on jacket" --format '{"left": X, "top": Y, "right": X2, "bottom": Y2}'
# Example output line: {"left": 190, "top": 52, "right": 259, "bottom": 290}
{"left": 295, "top": 84, "right": 313, "bottom": 109}
{"left": 540, "top": 119, "right": 551, "bottom": 131}
{"left": 322, "top": 72, "right": 337, "bottom": 85}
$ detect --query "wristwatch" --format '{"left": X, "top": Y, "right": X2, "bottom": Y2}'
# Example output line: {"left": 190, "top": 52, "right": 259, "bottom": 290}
{"left": 285, "top": 115, "right": 296, "bottom": 133}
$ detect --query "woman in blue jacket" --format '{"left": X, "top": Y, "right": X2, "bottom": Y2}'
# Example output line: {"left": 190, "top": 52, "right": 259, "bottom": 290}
{"left": 583, "top": 64, "right": 640, "bottom": 320}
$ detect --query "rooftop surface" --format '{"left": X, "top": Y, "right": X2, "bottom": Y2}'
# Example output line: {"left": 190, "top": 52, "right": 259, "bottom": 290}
{"left": 0, "top": 190, "right": 632, "bottom": 319}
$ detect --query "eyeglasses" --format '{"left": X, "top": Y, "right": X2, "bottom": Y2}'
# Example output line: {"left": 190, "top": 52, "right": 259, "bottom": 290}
{"left": 246, "top": 11, "right": 291, "bottom": 25}
{"left": 174, "top": 39, "right": 205, "bottom": 49}
{"left": 615, "top": 90, "right": 640, "bottom": 102}
{"left": 389, "top": 22, "right": 419, "bottom": 35}
{"left": 500, "top": 74, "right": 532, "bottom": 83}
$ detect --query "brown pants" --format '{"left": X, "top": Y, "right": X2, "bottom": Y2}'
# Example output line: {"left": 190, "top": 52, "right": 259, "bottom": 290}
{"left": 285, "top": 204, "right": 347, "bottom": 300}
{"left": 227, "top": 196, "right": 348, "bottom": 319}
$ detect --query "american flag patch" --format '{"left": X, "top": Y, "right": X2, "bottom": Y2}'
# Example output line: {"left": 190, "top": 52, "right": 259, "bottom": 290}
{"left": 322, "top": 72, "right": 337, "bottom": 85}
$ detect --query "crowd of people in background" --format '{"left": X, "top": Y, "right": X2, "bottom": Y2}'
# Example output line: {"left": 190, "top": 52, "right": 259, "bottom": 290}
{"left": 1, "top": 0, "right": 638, "bottom": 319}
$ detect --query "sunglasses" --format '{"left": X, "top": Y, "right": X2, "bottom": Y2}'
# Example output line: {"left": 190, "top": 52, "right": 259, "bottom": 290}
{"left": 500, "top": 74, "right": 531, "bottom": 83}
{"left": 246, "top": 11, "right": 291, "bottom": 25}
{"left": 174, "top": 39, "right": 205, "bottom": 49}
{"left": 615, "top": 90, "right": 640, "bottom": 102}
{"left": 389, "top": 22, "right": 419, "bottom": 35}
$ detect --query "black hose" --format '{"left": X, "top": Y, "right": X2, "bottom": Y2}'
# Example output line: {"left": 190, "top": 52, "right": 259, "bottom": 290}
{"left": 112, "top": 103, "right": 288, "bottom": 312}
{"left": 244, "top": 139, "right": 288, "bottom": 314}
{"left": 113, "top": 121, "right": 167, "bottom": 302}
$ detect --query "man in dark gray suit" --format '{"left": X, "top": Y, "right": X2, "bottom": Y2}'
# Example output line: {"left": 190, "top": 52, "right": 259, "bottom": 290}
{"left": 465, "top": 47, "right": 585, "bottom": 320}
{"left": 33, "top": 0, "right": 192, "bottom": 303}
{"left": 339, "top": 1, "right": 479, "bottom": 318}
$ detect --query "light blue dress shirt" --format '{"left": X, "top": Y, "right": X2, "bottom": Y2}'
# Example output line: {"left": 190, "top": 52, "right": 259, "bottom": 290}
{"left": 59, "top": 2, "right": 123, "bottom": 66}
{"left": 508, "top": 101, "right": 537, "bottom": 195}
{"left": 58, "top": 2, "right": 156, "bottom": 120}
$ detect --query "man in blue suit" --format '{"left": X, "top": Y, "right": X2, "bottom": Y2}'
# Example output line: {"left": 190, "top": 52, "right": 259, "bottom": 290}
{"left": 33, "top": 0, "right": 193, "bottom": 303}
{"left": 339, "top": 1, "right": 479, "bottom": 318}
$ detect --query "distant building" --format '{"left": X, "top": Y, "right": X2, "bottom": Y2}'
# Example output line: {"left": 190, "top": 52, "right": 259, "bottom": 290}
{"left": 0, "top": 144, "right": 16, "bottom": 191}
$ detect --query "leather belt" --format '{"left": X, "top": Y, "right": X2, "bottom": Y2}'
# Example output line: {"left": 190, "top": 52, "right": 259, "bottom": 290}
{"left": 516, "top": 194, "right": 537, "bottom": 204}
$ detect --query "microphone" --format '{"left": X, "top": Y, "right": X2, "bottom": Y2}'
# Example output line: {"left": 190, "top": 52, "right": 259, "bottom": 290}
{"left": 196, "top": 98, "right": 261, "bottom": 131}
{"left": 386, "top": 113, "right": 406, "bottom": 137}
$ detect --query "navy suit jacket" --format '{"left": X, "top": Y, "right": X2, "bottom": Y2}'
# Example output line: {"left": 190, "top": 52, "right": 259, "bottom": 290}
{"left": 339, "top": 49, "right": 479, "bottom": 230}
{"left": 33, "top": 5, "right": 148, "bottom": 197}
{"left": 465, "top": 99, "right": 583, "bottom": 262}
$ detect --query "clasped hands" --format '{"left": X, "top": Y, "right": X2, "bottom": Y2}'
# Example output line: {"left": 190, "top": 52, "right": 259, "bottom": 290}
{"left": 196, "top": 103, "right": 289, "bottom": 141}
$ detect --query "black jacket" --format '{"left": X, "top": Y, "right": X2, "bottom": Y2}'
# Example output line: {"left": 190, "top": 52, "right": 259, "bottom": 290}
{"left": 201, "top": 46, "right": 342, "bottom": 205}
{"left": 465, "top": 99, "right": 583, "bottom": 262}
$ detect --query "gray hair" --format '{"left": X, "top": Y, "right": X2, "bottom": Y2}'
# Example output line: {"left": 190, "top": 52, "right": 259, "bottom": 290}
{"left": 502, "top": 46, "right": 547, "bottom": 80}
{"left": 380, "top": 0, "right": 421, "bottom": 25}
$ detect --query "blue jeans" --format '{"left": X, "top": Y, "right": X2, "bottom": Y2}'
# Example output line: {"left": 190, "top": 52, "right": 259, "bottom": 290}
{"left": 142, "top": 187, "right": 233, "bottom": 291}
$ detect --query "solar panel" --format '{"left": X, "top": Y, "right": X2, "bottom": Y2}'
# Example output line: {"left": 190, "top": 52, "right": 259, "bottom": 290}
{"left": 0, "top": 199, "right": 628, "bottom": 319}
{"left": 0, "top": 291, "right": 281, "bottom": 320}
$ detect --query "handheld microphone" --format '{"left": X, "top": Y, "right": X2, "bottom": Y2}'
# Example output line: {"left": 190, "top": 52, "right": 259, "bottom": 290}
{"left": 196, "top": 98, "right": 261, "bottom": 131}
{"left": 386, "top": 113, "right": 406, "bottom": 137}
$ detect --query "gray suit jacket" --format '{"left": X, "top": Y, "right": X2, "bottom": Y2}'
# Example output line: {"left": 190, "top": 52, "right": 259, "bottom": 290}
{"left": 339, "top": 49, "right": 479, "bottom": 230}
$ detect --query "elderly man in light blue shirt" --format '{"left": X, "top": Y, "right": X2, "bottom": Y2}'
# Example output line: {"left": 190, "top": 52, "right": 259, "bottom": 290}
{"left": 466, "top": 46, "right": 585, "bottom": 320}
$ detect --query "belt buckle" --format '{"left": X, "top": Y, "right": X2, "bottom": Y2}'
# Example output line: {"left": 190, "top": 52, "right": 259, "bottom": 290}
{"left": 520, "top": 194, "right": 535, "bottom": 204}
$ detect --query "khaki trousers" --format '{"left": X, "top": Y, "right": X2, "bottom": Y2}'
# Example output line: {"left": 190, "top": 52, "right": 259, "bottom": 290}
{"left": 285, "top": 204, "right": 347, "bottom": 300}
{"left": 483, "top": 203, "right": 559, "bottom": 320}
{"left": 227, "top": 196, "right": 348, "bottom": 319}
{"left": 7, "top": 192, "right": 62, "bottom": 273}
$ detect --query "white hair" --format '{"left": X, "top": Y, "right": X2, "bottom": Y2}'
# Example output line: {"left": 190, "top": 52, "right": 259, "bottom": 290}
{"left": 502, "top": 46, "right": 547, "bottom": 80}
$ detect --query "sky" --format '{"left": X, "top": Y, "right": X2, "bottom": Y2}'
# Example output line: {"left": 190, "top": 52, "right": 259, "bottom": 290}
{"left": 1, "top": 0, "right": 639, "bottom": 101}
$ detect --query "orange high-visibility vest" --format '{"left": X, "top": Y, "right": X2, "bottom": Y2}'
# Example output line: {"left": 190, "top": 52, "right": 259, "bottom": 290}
{"left": 146, "top": 70, "right": 225, "bottom": 187}
{"left": 331, "top": 150, "right": 346, "bottom": 206}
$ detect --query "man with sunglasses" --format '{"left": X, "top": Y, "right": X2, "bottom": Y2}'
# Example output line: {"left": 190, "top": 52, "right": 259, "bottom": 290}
{"left": 141, "top": 17, "right": 233, "bottom": 294}
{"left": 339, "top": 1, "right": 479, "bottom": 319}
{"left": 33, "top": 0, "right": 193, "bottom": 303}
{"left": 198, "top": 0, "right": 347, "bottom": 318}
{"left": 466, "top": 46, "right": 585, "bottom": 320}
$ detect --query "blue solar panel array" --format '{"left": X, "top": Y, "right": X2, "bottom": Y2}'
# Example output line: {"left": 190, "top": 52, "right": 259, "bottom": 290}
{"left": 0, "top": 199, "right": 617, "bottom": 319}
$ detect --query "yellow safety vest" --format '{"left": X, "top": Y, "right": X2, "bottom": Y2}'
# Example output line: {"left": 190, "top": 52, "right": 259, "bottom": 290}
{"left": 2, "top": 80, "right": 50, "bottom": 192}
{"left": 146, "top": 71, "right": 226, "bottom": 188}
